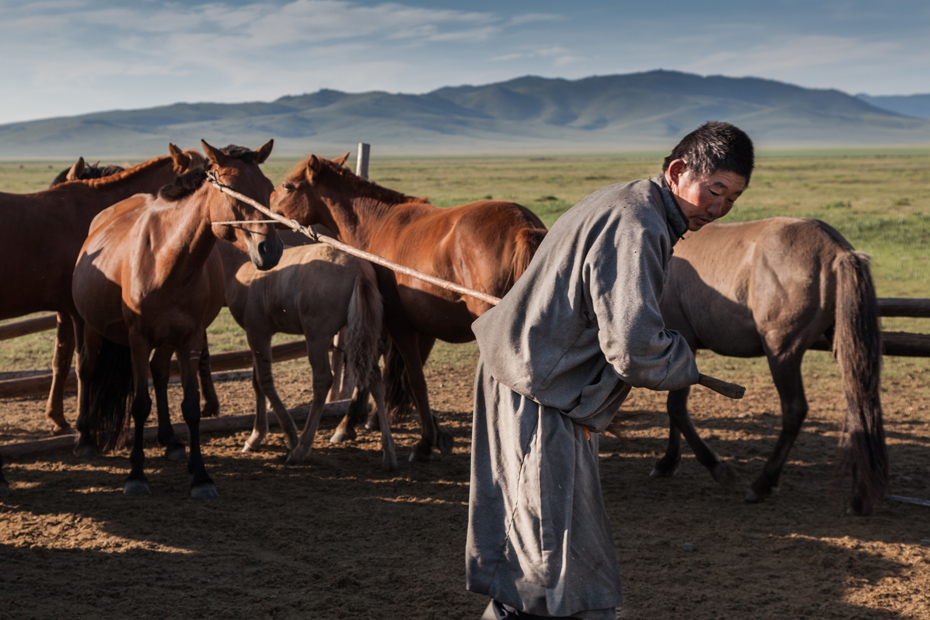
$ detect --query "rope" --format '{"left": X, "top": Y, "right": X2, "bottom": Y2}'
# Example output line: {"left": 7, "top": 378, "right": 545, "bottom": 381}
{"left": 206, "top": 173, "right": 503, "bottom": 306}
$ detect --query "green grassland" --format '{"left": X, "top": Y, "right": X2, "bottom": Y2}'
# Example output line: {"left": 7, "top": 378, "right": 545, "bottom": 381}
{"left": 1, "top": 152, "right": 927, "bottom": 391}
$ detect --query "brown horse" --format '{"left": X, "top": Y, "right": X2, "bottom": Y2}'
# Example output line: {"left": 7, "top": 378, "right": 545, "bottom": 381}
{"left": 71, "top": 140, "right": 283, "bottom": 497}
{"left": 0, "top": 146, "right": 203, "bottom": 436}
{"left": 653, "top": 217, "right": 888, "bottom": 515}
{"left": 271, "top": 154, "right": 547, "bottom": 461}
{"left": 218, "top": 240, "right": 396, "bottom": 471}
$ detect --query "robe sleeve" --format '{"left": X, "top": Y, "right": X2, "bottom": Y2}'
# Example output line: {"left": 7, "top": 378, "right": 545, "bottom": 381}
{"left": 582, "top": 211, "right": 699, "bottom": 391}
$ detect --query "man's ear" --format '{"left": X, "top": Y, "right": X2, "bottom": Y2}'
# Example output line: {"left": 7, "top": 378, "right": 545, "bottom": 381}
{"left": 665, "top": 158, "right": 687, "bottom": 189}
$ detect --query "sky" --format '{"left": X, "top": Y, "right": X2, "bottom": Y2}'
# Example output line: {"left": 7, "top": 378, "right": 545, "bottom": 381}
{"left": 1, "top": 0, "right": 928, "bottom": 125}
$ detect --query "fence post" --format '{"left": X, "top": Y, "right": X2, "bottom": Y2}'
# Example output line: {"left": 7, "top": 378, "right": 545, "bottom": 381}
{"left": 356, "top": 142, "right": 370, "bottom": 180}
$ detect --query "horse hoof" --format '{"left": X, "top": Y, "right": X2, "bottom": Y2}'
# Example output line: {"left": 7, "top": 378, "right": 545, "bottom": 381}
{"left": 191, "top": 484, "right": 219, "bottom": 499}
{"left": 73, "top": 444, "right": 98, "bottom": 459}
{"left": 165, "top": 447, "right": 189, "bottom": 463}
{"left": 408, "top": 450, "right": 431, "bottom": 463}
{"left": 286, "top": 448, "right": 311, "bottom": 465}
{"left": 123, "top": 480, "right": 151, "bottom": 496}
{"left": 330, "top": 428, "right": 356, "bottom": 444}
{"left": 51, "top": 425, "right": 74, "bottom": 437}
{"left": 436, "top": 430, "right": 454, "bottom": 455}
{"left": 711, "top": 462, "right": 740, "bottom": 491}
{"left": 744, "top": 489, "right": 763, "bottom": 503}
{"left": 241, "top": 441, "right": 262, "bottom": 453}
{"left": 383, "top": 453, "right": 398, "bottom": 472}
{"left": 649, "top": 467, "right": 674, "bottom": 478}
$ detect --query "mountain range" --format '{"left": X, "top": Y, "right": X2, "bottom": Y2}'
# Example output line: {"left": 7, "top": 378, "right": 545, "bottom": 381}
{"left": 2, "top": 70, "right": 929, "bottom": 160}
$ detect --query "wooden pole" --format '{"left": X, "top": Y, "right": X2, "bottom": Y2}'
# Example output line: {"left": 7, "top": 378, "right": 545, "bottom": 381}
{"left": 0, "top": 314, "right": 58, "bottom": 341}
{"left": 0, "top": 400, "right": 352, "bottom": 458}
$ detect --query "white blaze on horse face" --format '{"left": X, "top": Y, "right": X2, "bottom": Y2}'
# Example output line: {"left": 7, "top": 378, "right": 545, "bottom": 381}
{"left": 667, "top": 162, "right": 747, "bottom": 231}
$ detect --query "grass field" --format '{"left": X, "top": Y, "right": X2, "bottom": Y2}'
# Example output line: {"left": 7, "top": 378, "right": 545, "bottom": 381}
{"left": 1, "top": 151, "right": 927, "bottom": 390}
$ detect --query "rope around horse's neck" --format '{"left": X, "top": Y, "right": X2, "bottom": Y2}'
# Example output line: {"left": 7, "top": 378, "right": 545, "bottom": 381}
{"left": 206, "top": 174, "right": 503, "bottom": 307}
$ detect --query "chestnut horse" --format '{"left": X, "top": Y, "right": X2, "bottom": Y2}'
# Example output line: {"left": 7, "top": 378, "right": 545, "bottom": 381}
{"left": 0, "top": 146, "right": 203, "bottom": 437}
{"left": 271, "top": 154, "right": 547, "bottom": 461}
{"left": 218, "top": 240, "right": 396, "bottom": 471}
{"left": 71, "top": 141, "right": 283, "bottom": 497}
{"left": 653, "top": 217, "right": 888, "bottom": 515}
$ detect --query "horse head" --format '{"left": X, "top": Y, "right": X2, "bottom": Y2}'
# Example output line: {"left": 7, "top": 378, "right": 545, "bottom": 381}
{"left": 270, "top": 153, "right": 351, "bottom": 237}
{"left": 202, "top": 139, "right": 283, "bottom": 271}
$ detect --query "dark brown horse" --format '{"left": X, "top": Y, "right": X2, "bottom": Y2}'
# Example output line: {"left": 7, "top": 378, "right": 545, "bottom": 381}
{"left": 71, "top": 141, "right": 283, "bottom": 497}
{"left": 218, "top": 240, "right": 396, "bottom": 471}
{"left": 653, "top": 217, "right": 888, "bottom": 515}
{"left": 49, "top": 158, "right": 125, "bottom": 188}
{"left": 271, "top": 154, "right": 547, "bottom": 461}
{"left": 0, "top": 146, "right": 203, "bottom": 436}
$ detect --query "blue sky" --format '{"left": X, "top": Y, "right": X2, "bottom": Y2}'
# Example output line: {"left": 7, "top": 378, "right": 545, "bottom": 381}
{"left": 1, "top": 0, "right": 928, "bottom": 125}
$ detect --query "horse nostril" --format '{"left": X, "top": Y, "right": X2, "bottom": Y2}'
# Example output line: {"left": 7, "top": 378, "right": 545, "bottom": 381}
{"left": 258, "top": 241, "right": 267, "bottom": 256}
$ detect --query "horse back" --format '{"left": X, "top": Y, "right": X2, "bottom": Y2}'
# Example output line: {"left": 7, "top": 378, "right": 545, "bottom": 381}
{"left": 664, "top": 217, "right": 851, "bottom": 357}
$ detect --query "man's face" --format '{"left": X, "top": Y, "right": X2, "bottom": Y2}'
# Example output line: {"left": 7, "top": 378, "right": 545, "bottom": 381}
{"left": 665, "top": 159, "right": 747, "bottom": 231}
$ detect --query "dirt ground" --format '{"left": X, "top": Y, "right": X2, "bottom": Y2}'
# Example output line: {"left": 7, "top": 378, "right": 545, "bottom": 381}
{"left": 1, "top": 352, "right": 929, "bottom": 620}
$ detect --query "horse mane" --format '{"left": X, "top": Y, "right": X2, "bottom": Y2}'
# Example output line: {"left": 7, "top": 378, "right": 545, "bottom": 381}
{"left": 314, "top": 156, "right": 429, "bottom": 205}
{"left": 158, "top": 144, "right": 257, "bottom": 202}
{"left": 80, "top": 155, "right": 174, "bottom": 189}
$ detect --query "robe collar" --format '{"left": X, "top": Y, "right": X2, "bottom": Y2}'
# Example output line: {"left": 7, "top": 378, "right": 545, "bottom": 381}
{"left": 652, "top": 173, "right": 689, "bottom": 244}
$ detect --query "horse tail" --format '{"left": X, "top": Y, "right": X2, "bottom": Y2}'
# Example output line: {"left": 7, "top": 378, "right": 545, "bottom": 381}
{"left": 833, "top": 249, "right": 889, "bottom": 515}
{"left": 509, "top": 226, "right": 546, "bottom": 288}
{"left": 383, "top": 340, "right": 412, "bottom": 422}
{"left": 87, "top": 338, "right": 135, "bottom": 453}
{"left": 344, "top": 262, "right": 384, "bottom": 394}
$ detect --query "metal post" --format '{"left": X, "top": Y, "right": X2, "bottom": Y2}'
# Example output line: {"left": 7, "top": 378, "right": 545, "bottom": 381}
{"left": 356, "top": 142, "right": 370, "bottom": 180}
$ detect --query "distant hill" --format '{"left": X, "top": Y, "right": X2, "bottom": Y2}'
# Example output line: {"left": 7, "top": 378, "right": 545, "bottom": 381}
{"left": 2, "top": 70, "right": 929, "bottom": 160}
{"left": 855, "top": 93, "right": 930, "bottom": 119}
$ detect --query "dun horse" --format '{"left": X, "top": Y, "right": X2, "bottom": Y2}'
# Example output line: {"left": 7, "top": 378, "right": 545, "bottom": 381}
{"left": 0, "top": 146, "right": 203, "bottom": 436}
{"left": 218, "top": 241, "right": 396, "bottom": 471}
{"left": 71, "top": 140, "right": 283, "bottom": 497}
{"left": 271, "top": 154, "right": 547, "bottom": 461}
{"left": 653, "top": 217, "right": 888, "bottom": 515}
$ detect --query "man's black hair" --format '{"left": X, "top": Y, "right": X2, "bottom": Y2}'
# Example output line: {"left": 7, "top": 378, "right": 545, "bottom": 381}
{"left": 662, "top": 121, "right": 754, "bottom": 183}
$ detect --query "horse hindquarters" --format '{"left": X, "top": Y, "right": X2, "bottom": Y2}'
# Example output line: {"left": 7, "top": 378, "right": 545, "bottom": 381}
{"left": 834, "top": 251, "right": 888, "bottom": 515}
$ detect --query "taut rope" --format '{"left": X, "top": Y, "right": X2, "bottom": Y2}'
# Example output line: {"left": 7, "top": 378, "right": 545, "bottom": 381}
{"left": 207, "top": 172, "right": 746, "bottom": 400}
{"left": 206, "top": 172, "right": 503, "bottom": 307}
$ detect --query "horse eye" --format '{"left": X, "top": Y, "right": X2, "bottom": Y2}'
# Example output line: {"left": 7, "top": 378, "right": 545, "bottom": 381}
{"left": 282, "top": 182, "right": 294, "bottom": 193}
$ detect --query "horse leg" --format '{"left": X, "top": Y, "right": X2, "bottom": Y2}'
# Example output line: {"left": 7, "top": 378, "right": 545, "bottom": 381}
{"left": 392, "top": 330, "right": 450, "bottom": 461}
{"left": 198, "top": 334, "right": 220, "bottom": 418}
{"left": 327, "top": 328, "right": 353, "bottom": 402}
{"left": 73, "top": 322, "right": 100, "bottom": 458}
{"left": 149, "top": 347, "right": 187, "bottom": 462}
{"left": 664, "top": 385, "right": 738, "bottom": 490}
{"left": 287, "top": 337, "right": 333, "bottom": 464}
{"left": 124, "top": 340, "right": 155, "bottom": 496}
{"left": 174, "top": 339, "right": 217, "bottom": 499}
{"left": 330, "top": 384, "right": 363, "bottom": 443}
{"left": 746, "top": 353, "right": 807, "bottom": 503}
{"left": 369, "top": 363, "right": 397, "bottom": 472}
{"left": 0, "top": 453, "right": 8, "bottom": 497}
{"left": 44, "top": 312, "right": 76, "bottom": 434}
{"left": 243, "top": 334, "right": 298, "bottom": 453}
{"left": 651, "top": 388, "right": 686, "bottom": 477}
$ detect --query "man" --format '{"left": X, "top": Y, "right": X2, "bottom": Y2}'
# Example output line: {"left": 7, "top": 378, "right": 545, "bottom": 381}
{"left": 466, "top": 121, "right": 754, "bottom": 619}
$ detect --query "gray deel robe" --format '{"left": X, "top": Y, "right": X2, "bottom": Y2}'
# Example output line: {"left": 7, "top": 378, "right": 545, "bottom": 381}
{"left": 466, "top": 174, "right": 700, "bottom": 619}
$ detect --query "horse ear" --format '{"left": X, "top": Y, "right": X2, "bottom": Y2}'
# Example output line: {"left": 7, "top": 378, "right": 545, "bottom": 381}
{"left": 66, "top": 157, "right": 85, "bottom": 181}
{"left": 201, "top": 140, "right": 229, "bottom": 166}
{"left": 333, "top": 152, "right": 350, "bottom": 167}
{"left": 168, "top": 143, "right": 191, "bottom": 168}
{"left": 255, "top": 139, "right": 274, "bottom": 164}
{"left": 307, "top": 154, "right": 323, "bottom": 177}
